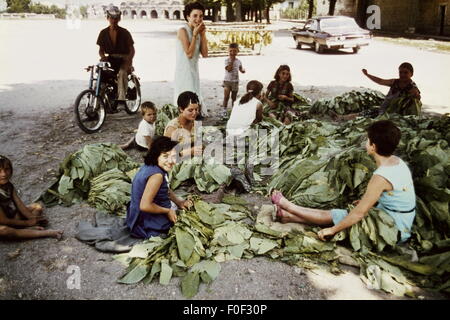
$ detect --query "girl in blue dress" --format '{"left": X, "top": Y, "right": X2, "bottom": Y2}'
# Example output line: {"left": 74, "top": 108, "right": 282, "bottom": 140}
{"left": 126, "top": 136, "right": 193, "bottom": 239}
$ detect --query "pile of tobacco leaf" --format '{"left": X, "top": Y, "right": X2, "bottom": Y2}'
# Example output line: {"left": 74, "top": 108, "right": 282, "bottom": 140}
{"left": 40, "top": 89, "right": 449, "bottom": 298}
{"left": 309, "top": 89, "right": 385, "bottom": 115}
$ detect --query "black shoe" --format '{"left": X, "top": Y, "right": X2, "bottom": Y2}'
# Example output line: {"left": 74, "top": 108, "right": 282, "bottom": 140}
{"left": 230, "top": 167, "right": 251, "bottom": 193}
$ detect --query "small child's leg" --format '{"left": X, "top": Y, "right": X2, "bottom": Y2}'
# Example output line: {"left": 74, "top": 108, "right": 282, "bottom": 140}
{"left": 120, "top": 136, "right": 136, "bottom": 150}
{"left": 231, "top": 90, "right": 238, "bottom": 107}
{"left": 0, "top": 225, "right": 63, "bottom": 240}
{"left": 223, "top": 87, "right": 231, "bottom": 109}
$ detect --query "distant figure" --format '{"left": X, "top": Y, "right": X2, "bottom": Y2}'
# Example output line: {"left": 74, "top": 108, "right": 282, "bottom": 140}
{"left": 121, "top": 101, "right": 157, "bottom": 151}
{"left": 331, "top": 62, "right": 421, "bottom": 121}
{"left": 221, "top": 43, "right": 246, "bottom": 118}
{"left": 96, "top": 6, "right": 135, "bottom": 109}
{"left": 265, "top": 65, "right": 295, "bottom": 125}
{"left": 0, "top": 155, "right": 63, "bottom": 240}
{"left": 174, "top": 1, "right": 209, "bottom": 119}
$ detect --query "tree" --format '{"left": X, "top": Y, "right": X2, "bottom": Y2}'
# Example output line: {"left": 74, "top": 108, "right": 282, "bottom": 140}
{"left": 328, "top": 0, "right": 337, "bottom": 16}
{"left": 80, "top": 5, "right": 88, "bottom": 19}
{"left": 264, "top": 0, "right": 284, "bottom": 24}
{"left": 235, "top": 0, "right": 242, "bottom": 22}
{"left": 225, "top": 0, "right": 234, "bottom": 21}
{"left": 6, "top": 0, "right": 31, "bottom": 13}
{"left": 307, "top": 0, "right": 314, "bottom": 19}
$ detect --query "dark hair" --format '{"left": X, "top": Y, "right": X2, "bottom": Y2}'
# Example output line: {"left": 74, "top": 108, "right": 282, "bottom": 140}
{"left": 274, "top": 65, "right": 292, "bottom": 82}
{"left": 140, "top": 101, "right": 156, "bottom": 116}
{"left": 367, "top": 120, "right": 401, "bottom": 156}
{"left": 177, "top": 91, "right": 200, "bottom": 110}
{"left": 239, "top": 80, "right": 264, "bottom": 105}
{"left": 183, "top": 1, "right": 205, "bottom": 21}
{"left": 229, "top": 43, "right": 239, "bottom": 49}
{"left": 0, "top": 155, "right": 13, "bottom": 177}
{"left": 399, "top": 62, "right": 414, "bottom": 75}
{"left": 144, "top": 136, "right": 178, "bottom": 166}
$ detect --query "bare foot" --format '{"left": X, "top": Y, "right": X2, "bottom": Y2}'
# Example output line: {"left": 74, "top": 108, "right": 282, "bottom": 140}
{"left": 271, "top": 190, "right": 290, "bottom": 209}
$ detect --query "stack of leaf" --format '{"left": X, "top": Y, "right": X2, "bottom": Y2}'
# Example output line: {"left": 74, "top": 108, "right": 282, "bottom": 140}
{"left": 87, "top": 168, "right": 136, "bottom": 216}
{"left": 40, "top": 143, "right": 139, "bottom": 211}
{"left": 169, "top": 157, "right": 232, "bottom": 193}
{"left": 310, "top": 89, "right": 385, "bottom": 115}
{"left": 154, "top": 104, "right": 179, "bottom": 136}
{"left": 115, "top": 198, "right": 345, "bottom": 298}
{"left": 259, "top": 113, "right": 450, "bottom": 295}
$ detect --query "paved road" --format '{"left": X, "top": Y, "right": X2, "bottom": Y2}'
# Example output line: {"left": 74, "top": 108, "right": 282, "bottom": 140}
{"left": 0, "top": 19, "right": 449, "bottom": 114}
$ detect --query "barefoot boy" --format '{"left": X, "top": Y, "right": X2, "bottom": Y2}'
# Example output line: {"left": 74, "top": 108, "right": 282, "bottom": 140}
{"left": 222, "top": 43, "right": 245, "bottom": 117}
{"left": 121, "top": 101, "right": 157, "bottom": 151}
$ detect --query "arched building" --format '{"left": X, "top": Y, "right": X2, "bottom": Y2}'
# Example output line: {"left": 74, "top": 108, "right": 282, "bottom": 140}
{"left": 119, "top": 1, "right": 184, "bottom": 20}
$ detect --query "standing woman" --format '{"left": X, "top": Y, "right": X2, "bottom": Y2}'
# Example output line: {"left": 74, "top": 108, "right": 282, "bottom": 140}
{"left": 174, "top": 2, "right": 209, "bottom": 119}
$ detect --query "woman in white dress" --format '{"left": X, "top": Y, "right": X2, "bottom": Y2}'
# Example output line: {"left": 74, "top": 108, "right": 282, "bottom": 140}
{"left": 174, "top": 2, "right": 209, "bottom": 118}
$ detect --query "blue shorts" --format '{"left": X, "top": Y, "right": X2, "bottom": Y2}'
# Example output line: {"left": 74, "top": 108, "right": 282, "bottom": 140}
{"left": 330, "top": 209, "right": 349, "bottom": 226}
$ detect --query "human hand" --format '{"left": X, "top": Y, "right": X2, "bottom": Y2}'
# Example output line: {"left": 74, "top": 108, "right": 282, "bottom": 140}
{"left": 194, "top": 23, "right": 204, "bottom": 37}
{"left": 317, "top": 227, "right": 336, "bottom": 241}
{"left": 199, "top": 23, "right": 206, "bottom": 35}
{"left": 167, "top": 209, "right": 178, "bottom": 224}
{"left": 178, "top": 199, "right": 194, "bottom": 210}
{"left": 278, "top": 95, "right": 288, "bottom": 101}
{"left": 26, "top": 216, "right": 46, "bottom": 227}
{"left": 362, "top": 69, "right": 368, "bottom": 76}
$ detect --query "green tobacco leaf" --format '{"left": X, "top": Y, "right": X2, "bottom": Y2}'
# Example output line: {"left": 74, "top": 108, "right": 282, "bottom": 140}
{"left": 118, "top": 263, "right": 148, "bottom": 284}
{"left": 249, "top": 237, "right": 278, "bottom": 255}
{"left": 181, "top": 272, "right": 200, "bottom": 298}
{"left": 175, "top": 228, "right": 196, "bottom": 263}
{"left": 159, "top": 260, "right": 173, "bottom": 285}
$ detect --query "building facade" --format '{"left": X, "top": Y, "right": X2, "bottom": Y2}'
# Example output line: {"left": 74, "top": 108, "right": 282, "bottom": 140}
{"left": 87, "top": 1, "right": 184, "bottom": 20}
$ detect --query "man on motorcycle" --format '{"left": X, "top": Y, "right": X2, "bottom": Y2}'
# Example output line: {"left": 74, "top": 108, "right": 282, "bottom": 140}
{"left": 96, "top": 6, "right": 135, "bottom": 108}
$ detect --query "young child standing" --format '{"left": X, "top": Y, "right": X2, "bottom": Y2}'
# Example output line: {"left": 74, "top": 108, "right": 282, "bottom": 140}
{"left": 0, "top": 155, "right": 63, "bottom": 240}
{"left": 222, "top": 43, "right": 245, "bottom": 118}
{"left": 121, "top": 101, "right": 157, "bottom": 151}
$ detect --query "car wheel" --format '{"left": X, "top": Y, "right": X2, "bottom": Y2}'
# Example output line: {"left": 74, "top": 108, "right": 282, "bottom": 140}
{"left": 314, "top": 42, "right": 324, "bottom": 53}
{"left": 296, "top": 42, "right": 302, "bottom": 49}
{"left": 352, "top": 46, "right": 360, "bottom": 54}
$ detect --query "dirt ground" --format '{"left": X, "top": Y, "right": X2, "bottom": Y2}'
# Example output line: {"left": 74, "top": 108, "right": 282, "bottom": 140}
{"left": 0, "top": 84, "right": 447, "bottom": 301}
{"left": 0, "top": 19, "right": 449, "bottom": 301}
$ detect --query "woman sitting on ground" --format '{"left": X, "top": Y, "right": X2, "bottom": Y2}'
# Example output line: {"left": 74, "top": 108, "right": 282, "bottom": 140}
{"left": 332, "top": 62, "right": 421, "bottom": 121}
{"left": 271, "top": 120, "right": 416, "bottom": 243}
{"left": 126, "top": 136, "right": 193, "bottom": 239}
{"left": 0, "top": 155, "right": 63, "bottom": 240}
{"left": 164, "top": 91, "right": 203, "bottom": 159}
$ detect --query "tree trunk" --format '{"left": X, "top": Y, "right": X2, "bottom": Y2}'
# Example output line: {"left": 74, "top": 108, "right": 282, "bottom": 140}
{"left": 235, "top": 0, "right": 242, "bottom": 22}
{"left": 308, "top": 0, "right": 314, "bottom": 19}
{"left": 265, "top": 5, "right": 270, "bottom": 24}
{"left": 212, "top": 6, "right": 218, "bottom": 22}
{"left": 328, "top": 0, "right": 337, "bottom": 16}
{"left": 226, "top": 0, "right": 234, "bottom": 22}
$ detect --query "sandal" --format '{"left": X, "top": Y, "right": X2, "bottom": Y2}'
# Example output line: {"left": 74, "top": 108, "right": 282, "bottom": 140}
{"left": 270, "top": 190, "right": 284, "bottom": 206}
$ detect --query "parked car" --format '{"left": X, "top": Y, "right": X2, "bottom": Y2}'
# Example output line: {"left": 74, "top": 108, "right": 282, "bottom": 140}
{"left": 291, "top": 16, "right": 372, "bottom": 54}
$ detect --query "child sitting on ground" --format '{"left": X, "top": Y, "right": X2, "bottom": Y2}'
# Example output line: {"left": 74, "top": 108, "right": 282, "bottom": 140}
{"left": 126, "top": 136, "right": 193, "bottom": 239}
{"left": 121, "top": 101, "right": 157, "bottom": 151}
{"left": 331, "top": 62, "right": 421, "bottom": 121}
{"left": 271, "top": 120, "right": 416, "bottom": 243}
{"left": 0, "top": 155, "right": 63, "bottom": 240}
{"left": 222, "top": 43, "right": 246, "bottom": 118}
{"left": 265, "top": 65, "right": 295, "bottom": 125}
